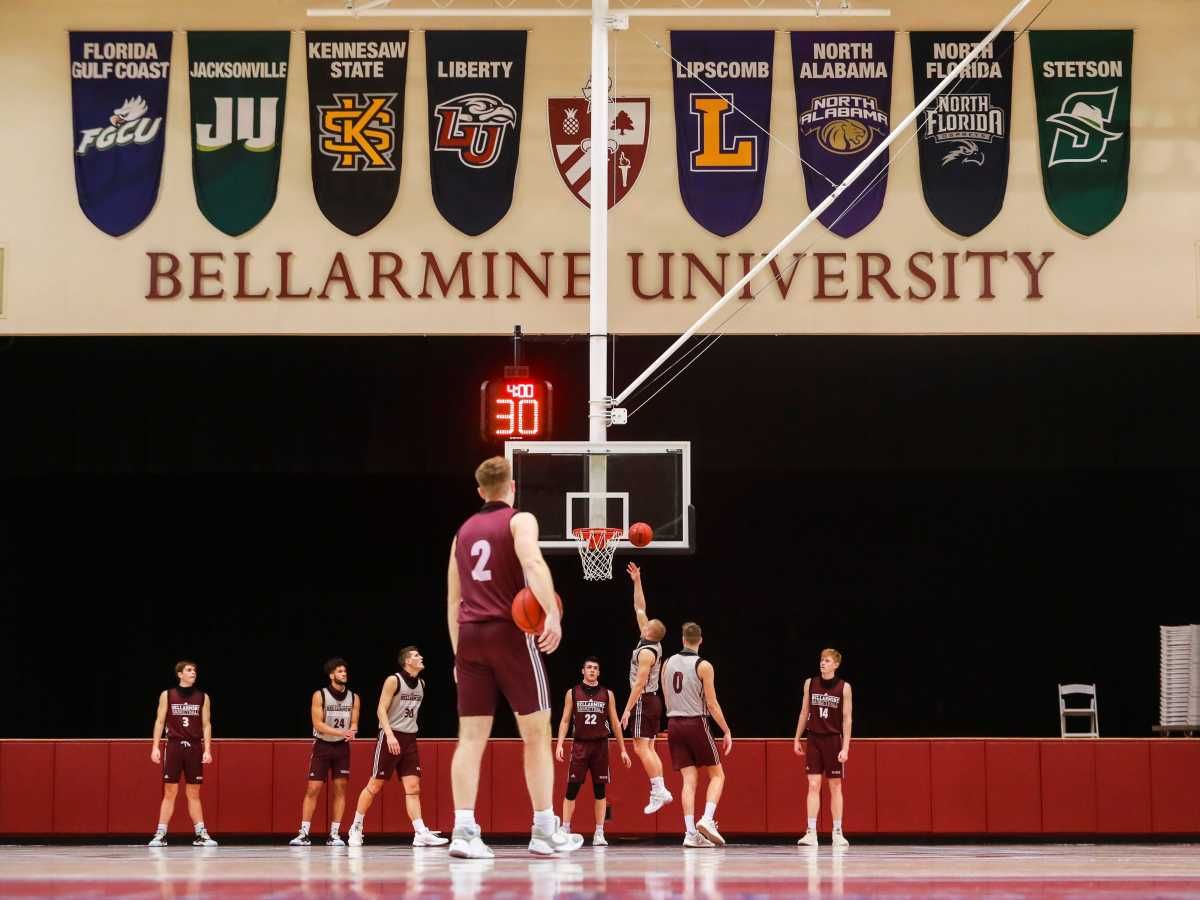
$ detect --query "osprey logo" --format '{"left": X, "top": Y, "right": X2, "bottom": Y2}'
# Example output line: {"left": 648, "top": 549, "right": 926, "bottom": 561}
{"left": 195, "top": 97, "right": 279, "bottom": 152}
{"left": 941, "top": 141, "right": 985, "bottom": 167}
{"left": 434, "top": 92, "right": 517, "bottom": 169}
{"left": 76, "top": 96, "right": 163, "bottom": 155}
{"left": 548, "top": 78, "right": 649, "bottom": 209}
{"left": 318, "top": 93, "right": 397, "bottom": 171}
{"left": 1046, "top": 87, "right": 1123, "bottom": 168}
{"left": 924, "top": 94, "right": 1004, "bottom": 168}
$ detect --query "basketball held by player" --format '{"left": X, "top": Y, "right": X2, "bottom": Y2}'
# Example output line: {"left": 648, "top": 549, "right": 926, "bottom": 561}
{"left": 555, "top": 657, "right": 631, "bottom": 846}
{"left": 794, "top": 648, "right": 853, "bottom": 848}
{"left": 447, "top": 456, "right": 581, "bottom": 858}
{"left": 289, "top": 658, "right": 360, "bottom": 847}
{"left": 148, "top": 661, "right": 216, "bottom": 847}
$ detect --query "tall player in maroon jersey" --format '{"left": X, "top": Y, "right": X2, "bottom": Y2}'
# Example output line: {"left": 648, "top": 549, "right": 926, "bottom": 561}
{"left": 793, "top": 648, "right": 853, "bottom": 848}
{"left": 148, "top": 660, "right": 216, "bottom": 847}
{"left": 554, "top": 657, "right": 631, "bottom": 846}
{"left": 446, "top": 456, "right": 581, "bottom": 859}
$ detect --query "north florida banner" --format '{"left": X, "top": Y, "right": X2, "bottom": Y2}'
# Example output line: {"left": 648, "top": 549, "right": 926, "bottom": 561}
{"left": 306, "top": 31, "right": 409, "bottom": 236}
{"left": 791, "top": 31, "right": 895, "bottom": 238}
{"left": 670, "top": 31, "right": 774, "bottom": 237}
{"left": 70, "top": 31, "right": 172, "bottom": 237}
{"left": 425, "top": 31, "right": 526, "bottom": 237}
{"left": 910, "top": 31, "right": 1013, "bottom": 238}
{"left": 188, "top": 31, "right": 290, "bottom": 237}
{"left": 1030, "top": 30, "right": 1133, "bottom": 237}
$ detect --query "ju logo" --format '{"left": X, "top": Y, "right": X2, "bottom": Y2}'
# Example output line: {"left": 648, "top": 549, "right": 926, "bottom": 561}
{"left": 317, "top": 93, "right": 397, "bottom": 171}
{"left": 195, "top": 97, "right": 280, "bottom": 152}
{"left": 433, "top": 92, "right": 517, "bottom": 168}
{"left": 1046, "top": 87, "right": 1124, "bottom": 167}
{"left": 689, "top": 93, "right": 757, "bottom": 172}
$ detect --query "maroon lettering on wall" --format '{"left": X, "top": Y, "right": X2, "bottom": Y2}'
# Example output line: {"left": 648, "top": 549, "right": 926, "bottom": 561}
{"left": 318, "top": 252, "right": 360, "bottom": 301}
{"left": 907, "top": 252, "right": 936, "bottom": 302}
{"left": 234, "top": 252, "right": 269, "bottom": 301}
{"left": 629, "top": 252, "right": 673, "bottom": 300}
{"left": 814, "top": 253, "right": 848, "bottom": 301}
{"left": 278, "top": 252, "right": 313, "bottom": 301}
{"left": 191, "top": 252, "right": 224, "bottom": 300}
{"left": 419, "top": 252, "right": 473, "bottom": 300}
{"left": 564, "top": 252, "right": 589, "bottom": 300}
{"left": 683, "top": 253, "right": 727, "bottom": 301}
{"left": 146, "top": 252, "right": 181, "bottom": 300}
{"left": 1013, "top": 251, "right": 1054, "bottom": 300}
{"left": 858, "top": 253, "right": 901, "bottom": 301}
{"left": 965, "top": 251, "right": 1008, "bottom": 301}
{"left": 369, "top": 252, "right": 411, "bottom": 300}
{"left": 507, "top": 252, "right": 553, "bottom": 300}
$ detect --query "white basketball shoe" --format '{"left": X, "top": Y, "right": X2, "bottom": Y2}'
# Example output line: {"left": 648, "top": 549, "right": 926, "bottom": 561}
{"left": 449, "top": 824, "right": 495, "bottom": 859}
{"left": 797, "top": 829, "right": 818, "bottom": 847}
{"left": 643, "top": 786, "right": 674, "bottom": 815}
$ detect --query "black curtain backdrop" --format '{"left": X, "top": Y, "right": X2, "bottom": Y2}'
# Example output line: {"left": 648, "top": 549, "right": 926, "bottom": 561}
{"left": 1, "top": 335, "right": 1196, "bottom": 740}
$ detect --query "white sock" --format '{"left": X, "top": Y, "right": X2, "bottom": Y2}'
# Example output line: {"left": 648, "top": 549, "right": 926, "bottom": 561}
{"left": 807, "top": 817, "right": 817, "bottom": 830}
{"left": 352, "top": 813, "right": 365, "bottom": 830}
{"left": 703, "top": 802, "right": 717, "bottom": 821}
{"left": 454, "top": 809, "right": 477, "bottom": 830}
{"left": 684, "top": 814, "right": 695, "bottom": 833}
{"left": 300, "top": 821, "right": 311, "bottom": 835}
{"left": 533, "top": 809, "right": 556, "bottom": 834}
{"left": 412, "top": 818, "right": 426, "bottom": 834}
{"left": 651, "top": 776, "right": 665, "bottom": 790}
{"left": 563, "top": 817, "right": 572, "bottom": 831}
{"left": 833, "top": 819, "right": 843, "bottom": 832}
{"left": 194, "top": 822, "right": 205, "bottom": 835}
{"left": 329, "top": 821, "right": 340, "bottom": 836}
{"left": 156, "top": 823, "right": 167, "bottom": 834}
{"left": 594, "top": 823, "right": 604, "bottom": 833}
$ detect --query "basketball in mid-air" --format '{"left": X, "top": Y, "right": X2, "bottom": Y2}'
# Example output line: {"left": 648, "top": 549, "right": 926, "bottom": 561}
{"left": 512, "top": 588, "right": 564, "bottom": 634}
{"left": 628, "top": 522, "right": 654, "bottom": 548}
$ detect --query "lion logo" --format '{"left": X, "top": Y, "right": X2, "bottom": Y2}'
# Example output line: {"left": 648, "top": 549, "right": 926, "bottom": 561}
{"left": 817, "top": 119, "right": 871, "bottom": 155}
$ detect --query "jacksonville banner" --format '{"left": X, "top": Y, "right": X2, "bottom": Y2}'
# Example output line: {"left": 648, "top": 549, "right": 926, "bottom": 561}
{"left": 1030, "top": 30, "right": 1133, "bottom": 236}
{"left": 426, "top": 31, "right": 526, "bottom": 236}
{"left": 70, "top": 32, "right": 172, "bottom": 237}
{"left": 306, "top": 31, "right": 408, "bottom": 236}
{"left": 910, "top": 31, "right": 1013, "bottom": 237}
{"left": 188, "top": 31, "right": 290, "bottom": 237}
{"left": 670, "top": 31, "right": 774, "bottom": 237}
{"left": 791, "top": 31, "right": 895, "bottom": 238}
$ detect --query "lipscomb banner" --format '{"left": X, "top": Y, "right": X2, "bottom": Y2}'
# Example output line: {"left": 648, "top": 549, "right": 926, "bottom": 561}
{"left": 1030, "top": 30, "right": 1133, "bottom": 237}
{"left": 426, "top": 31, "right": 527, "bottom": 237}
{"left": 910, "top": 31, "right": 1014, "bottom": 238}
{"left": 670, "top": 31, "right": 774, "bottom": 237}
{"left": 306, "top": 31, "right": 409, "bottom": 236}
{"left": 188, "top": 31, "right": 290, "bottom": 237}
{"left": 70, "top": 31, "right": 172, "bottom": 237}
{"left": 791, "top": 31, "right": 895, "bottom": 238}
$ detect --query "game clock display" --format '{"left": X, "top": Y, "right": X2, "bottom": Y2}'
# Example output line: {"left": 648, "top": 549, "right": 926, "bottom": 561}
{"left": 480, "top": 378, "right": 553, "bottom": 442}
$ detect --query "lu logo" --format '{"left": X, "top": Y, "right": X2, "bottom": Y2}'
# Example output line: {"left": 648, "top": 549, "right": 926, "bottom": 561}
{"left": 1046, "top": 87, "right": 1123, "bottom": 168}
{"left": 318, "top": 93, "right": 397, "bottom": 171}
{"left": 434, "top": 92, "right": 517, "bottom": 169}
{"left": 195, "top": 97, "right": 279, "bottom": 151}
{"left": 688, "top": 93, "right": 757, "bottom": 172}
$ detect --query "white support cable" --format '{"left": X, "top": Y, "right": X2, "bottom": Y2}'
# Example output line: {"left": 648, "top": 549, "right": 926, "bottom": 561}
{"left": 308, "top": 5, "right": 890, "bottom": 15}
{"left": 610, "top": 0, "right": 1032, "bottom": 410}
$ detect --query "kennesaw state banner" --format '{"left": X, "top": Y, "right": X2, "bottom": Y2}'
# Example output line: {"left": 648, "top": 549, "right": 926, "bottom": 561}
{"left": 1030, "top": 30, "right": 1133, "bottom": 236}
{"left": 306, "top": 31, "right": 408, "bottom": 236}
{"left": 670, "top": 31, "right": 774, "bottom": 237}
{"left": 910, "top": 31, "right": 1014, "bottom": 237}
{"left": 70, "top": 32, "right": 172, "bottom": 237}
{"left": 791, "top": 31, "right": 895, "bottom": 238}
{"left": 188, "top": 31, "right": 290, "bottom": 237}
{"left": 426, "top": 31, "right": 526, "bottom": 236}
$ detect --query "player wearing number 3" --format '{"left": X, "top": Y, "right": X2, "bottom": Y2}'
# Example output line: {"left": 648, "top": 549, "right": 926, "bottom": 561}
{"left": 148, "top": 660, "right": 216, "bottom": 847}
{"left": 794, "top": 648, "right": 853, "bottom": 848}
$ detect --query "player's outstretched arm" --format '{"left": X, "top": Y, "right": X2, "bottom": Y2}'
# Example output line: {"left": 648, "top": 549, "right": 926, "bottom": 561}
{"left": 377, "top": 675, "right": 401, "bottom": 753}
{"left": 447, "top": 536, "right": 461, "bottom": 655}
{"left": 794, "top": 678, "right": 811, "bottom": 755}
{"left": 555, "top": 689, "right": 572, "bottom": 762}
{"left": 839, "top": 683, "right": 853, "bottom": 762}
{"left": 621, "top": 649, "right": 653, "bottom": 729}
{"left": 699, "top": 661, "right": 733, "bottom": 756}
{"left": 627, "top": 562, "right": 649, "bottom": 631}
{"left": 608, "top": 690, "right": 632, "bottom": 767}
{"left": 201, "top": 695, "right": 213, "bottom": 764}
{"left": 150, "top": 690, "right": 167, "bottom": 763}
{"left": 511, "top": 512, "right": 561, "bottom": 653}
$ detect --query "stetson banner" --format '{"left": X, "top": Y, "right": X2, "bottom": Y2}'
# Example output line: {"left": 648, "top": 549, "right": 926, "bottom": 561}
{"left": 70, "top": 31, "right": 172, "bottom": 237}
{"left": 306, "top": 31, "right": 408, "bottom": 236}
{"left": 910, "top": 31, "right": 1013, "bottom": 238}
{"left": 791, "top": 31, "right": 895, "bottom": 238}
{"left": 188, "top": 31, "right": 290, "bottom": 237}
{"left": 426, "top": 31, "right": 526, "bottom": 236}
{"left": 1030, "top": 30, "right": 1133, "bottom": 237}
{"left": 670, "top": 31, "right": 774, "bottom": 237}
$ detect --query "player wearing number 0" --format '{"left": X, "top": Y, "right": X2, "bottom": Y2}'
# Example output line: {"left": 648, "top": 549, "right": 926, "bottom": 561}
{"left": 447, "top": 456, "right": 581, "bottom": 859}
{"left": 289, "top": 658, "right": 360, "bottom": 846}
{"left": 148, "top": 660, "right": 216, "bottom": 847}
{"left": 347, "top": 647, "right": 448, "bottom": 847}
{"left": 794, "top": 648, "right": 853, "bottom": 848}
{"left": 663, "top": 623, "right": 733, "bottom": 848}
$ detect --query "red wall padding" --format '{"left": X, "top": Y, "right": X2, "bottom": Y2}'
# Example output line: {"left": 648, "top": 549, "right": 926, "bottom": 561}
{"left": 1, "top": 738, "right": 1195, "bottom": 836}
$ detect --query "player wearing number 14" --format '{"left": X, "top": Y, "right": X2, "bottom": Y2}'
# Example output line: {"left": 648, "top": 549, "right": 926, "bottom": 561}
{"left": 794, "top": 649, "right": 853, "bottom": 848}
{"left": 148, "top": 660, "right": 216, "bottom": 847}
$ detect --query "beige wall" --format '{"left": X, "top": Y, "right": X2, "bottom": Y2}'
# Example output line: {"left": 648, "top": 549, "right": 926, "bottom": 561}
{"left": 0, "top": 0, "right": 1197, "bottom": 334}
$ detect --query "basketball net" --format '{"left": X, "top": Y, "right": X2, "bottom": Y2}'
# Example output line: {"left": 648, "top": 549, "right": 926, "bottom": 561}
{"left": 572, "top": 527, "right": 623, "bottom": 581}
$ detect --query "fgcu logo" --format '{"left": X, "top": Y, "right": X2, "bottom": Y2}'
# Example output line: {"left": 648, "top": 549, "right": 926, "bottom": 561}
{"left": 76, "top": 96, "right": 162, "bottom": 155}
{"left": 195, "top": 97, "right": 279, "bottom": 152}
{"left": 318, "top": 93, "right": 397, "bottom": 171}
{"left": 688, "top": 93, "right": 757, "bottom": 173}
{"left": 434, "top": 93, "right": 517, "bottom": 169}
{"left": 1046, "top": 87, "right": 1123, "bottom": 168}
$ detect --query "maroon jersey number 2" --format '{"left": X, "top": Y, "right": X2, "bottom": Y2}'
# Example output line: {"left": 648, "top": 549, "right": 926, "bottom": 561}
{"left": 469, "top": 540, "right": 493, "bottom": 581}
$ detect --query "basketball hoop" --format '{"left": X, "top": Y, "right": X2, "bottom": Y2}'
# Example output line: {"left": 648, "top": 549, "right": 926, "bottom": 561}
{"left": 571, "top": 527, "right": 623, "bottom": 581}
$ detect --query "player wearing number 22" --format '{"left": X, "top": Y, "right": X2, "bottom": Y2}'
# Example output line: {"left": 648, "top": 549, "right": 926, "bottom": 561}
{"left": 148, "top": 660, "right": 216, "bottom": 847}
{"left": 794, "top": 648, "right": 853, "bottom": 848}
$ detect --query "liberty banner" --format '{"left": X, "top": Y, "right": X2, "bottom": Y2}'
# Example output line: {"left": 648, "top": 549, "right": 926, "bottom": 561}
{"left": 670, "top": 31, "right": 774, "bottom": 237}
{"left": 306, "top": 31, "right": 409, "bottom": 236}
{"left": 70, "top": 31, "right": 172, "bottom": 237}
{"left": 910, "top": 31, "right": 1013, "bottom": 238}
{"left": 188, "top": 31, "right": 290, "bottom": 237}
{"left": 1030, "top": 30, "right": 1133, "bottom": 236}
{"left": 791, "top": 31, "right": 895, "bottom": 238}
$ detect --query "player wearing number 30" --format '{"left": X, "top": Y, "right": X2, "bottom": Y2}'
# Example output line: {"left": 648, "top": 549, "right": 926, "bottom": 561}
{"left": 794, "top": 648, "right": 853, "bottom": 848}
{"left": 148, "top": 660, "right": 216, "bottom": 847}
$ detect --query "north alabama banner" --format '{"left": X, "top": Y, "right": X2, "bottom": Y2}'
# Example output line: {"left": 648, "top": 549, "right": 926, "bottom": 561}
{"left": 70, "top": 31, "right": 172, "bottom": 237}
{"left": 1030, "top": 30, "right": 1133, "bottom": 237}
{"left": 426, "top": 31, "right": 526, "bottom": 237}
{"left": 670, "top": 31, "right": 774, "bottom": 237}
{"left": 305, "top": 31, "right": 408, "bottom": 236}
{"left": 791, "top": 31, "right": 895, "bottom": 238}
{"left": 188, "top": 31, "right": 290, "bottom": 237}
{"left": 910, "top": 31, "right": 1014, "bottom": 238}
{"left": 548, "top": 76, "right": 649, "bottom": 209}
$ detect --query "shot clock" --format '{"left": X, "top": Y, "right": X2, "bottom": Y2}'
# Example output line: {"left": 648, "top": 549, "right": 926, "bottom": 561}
{"left": 480, "top": 374, "right": 553, "bottom": 442}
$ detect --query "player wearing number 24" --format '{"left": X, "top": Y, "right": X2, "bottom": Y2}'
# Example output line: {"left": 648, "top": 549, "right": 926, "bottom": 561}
{"left": 148, "top": 660, "right": 216, "bottom": 846}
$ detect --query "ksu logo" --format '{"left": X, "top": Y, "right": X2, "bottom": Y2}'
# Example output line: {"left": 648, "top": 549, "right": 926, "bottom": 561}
{"left": 689, "top": 93, "right": 757, "bottom": 172}
{"left": 76, "top": 96, "right": 163, "bottom": 155}
{"left": 1046, "top": 87, "right": 1124, "bottom": 168}
{"left": 195, "top": 97, "right": 279, "bottom": 152}
{"left": 433, "top": 93, "right": 517, "bottom": 169}
{"left": 318, "top": 93, "right": 397, "bottom": 171}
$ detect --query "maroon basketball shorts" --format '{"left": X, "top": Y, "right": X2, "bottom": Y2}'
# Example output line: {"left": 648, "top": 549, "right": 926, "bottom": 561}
{"left": 568, "top": 738, "right": 611, "bottom": 784}
{"left": 667, "top": 716, "right": 719, "bottom": 770}
{"left": 308, "top": 739, "right": 351, "bottom": 781}
{"left": 805, "top": 733, "right": 844, "bottom": 779}
{"left": 631, "top": 692, "right": 663, "bottom": 739}
{"left": 162, "top": 739, "right": 204, "bottom": 785}
{"left": 373, "top": 730, "right": 421, "bottom": 780}
{"left": 455, "top": 619, "right": 551, "bottom": 717}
